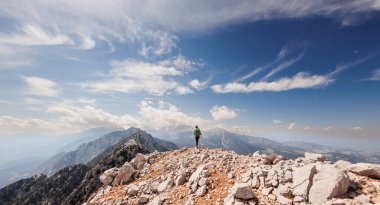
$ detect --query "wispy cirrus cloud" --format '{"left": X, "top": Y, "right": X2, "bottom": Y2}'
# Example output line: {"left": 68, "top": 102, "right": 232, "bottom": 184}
{"left": 212, "top": 72, "right": 333, "bottom": 93}
{"left": 262, "top": 52, "right": 304, "bottom": 80}
{"left": 365, "top": 68, "right": 380, "bottom": 81}
{"left": 236, "top": 43, "right": 306, "bottom": 82}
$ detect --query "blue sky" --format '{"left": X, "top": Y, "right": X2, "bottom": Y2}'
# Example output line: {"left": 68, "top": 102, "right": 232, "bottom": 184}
{"left": 0, "top": 0, "right": 380, "bottom": 149}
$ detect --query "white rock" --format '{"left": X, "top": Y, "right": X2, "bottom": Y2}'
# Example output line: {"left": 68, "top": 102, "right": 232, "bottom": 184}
{"left": 304, "top": 152, "right": 326, "bottom": 161}
{"left": 227, "top": 172, "right": 235, "bottom": 179}
{"left": 292, "top": 164, "right": 316, "bottom": 199}
{"left": 261, "top": 187, "right": 273, "bottom": 196}
{"left": 354, "top": 194, "right": 370, "bottom": 204}
{"left": 223, "top": 194, "right": 235, "bottom": 205}
{"left": 293, "top": 196, "right": 305, "bottom": 203}
{"left": 131, "top": 153, "right": 148, "bottom": 170}
{"left": 138, "top": 194, "right": 149, "bottom": 204}
{"left": 175, "top": 173, "right": 187, "bottom": 186}
{"left": 99, "top": 168, "right": 119, "bottom": 185}
{"left": 334, "top": 160, "right": 351, "bottom": 170}
{"left": 196, "top": 185, "right": 207, "bottom": 196}
{"left": 251, "top": 175, "right": 260, "bottom": 189}
{"left": 349, "top": 163, "right": 380, "bottom": 179}
{"left": 157, "top": 177, "right": 173, "bottom": 193}
{"left": 198, "top": 177, "right": 207, "bottom": 186}
{"left": 127, "top": 185, "right": 139, "bottom": 196}
{"left": 308, "top": 164, "right": 350, "bottom": 203}
{"left": 274, "top": 183, "right": 292, "bottom": 198}
{"left": 189, "top": 164, "right": 206, "bottom": 186}
{"left": 276, "top": 195, "right": 291, "bottom": 205}
{"left": 113, "top": 163, "right": 135, "bottom": 185}
{"left": 283, "top": 170, "right": 292, "bottom": 183}
{"left": 230, "top": 183, "right": 255, "bottom": 200}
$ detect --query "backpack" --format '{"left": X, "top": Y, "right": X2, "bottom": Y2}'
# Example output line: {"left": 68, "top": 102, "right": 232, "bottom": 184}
{"left": 194, "top": 128, "right": 201, "bottom": 136}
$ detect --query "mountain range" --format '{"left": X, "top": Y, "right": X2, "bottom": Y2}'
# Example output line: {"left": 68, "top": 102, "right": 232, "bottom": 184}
{"left": 0, "top": 128, "right": 177, "bottom": 205}
{"left": 162, "top": 128, "right": 380, "bottom": 163}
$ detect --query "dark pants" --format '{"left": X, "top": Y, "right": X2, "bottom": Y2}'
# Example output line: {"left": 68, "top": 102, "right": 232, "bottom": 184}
{"left": 195, "top": 136, "right": 200, "bottom": 147}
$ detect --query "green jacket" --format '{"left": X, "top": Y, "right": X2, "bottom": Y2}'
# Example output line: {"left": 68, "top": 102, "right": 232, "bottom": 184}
{"left": 194, "top": 128, "right": 201, "bottom": 137}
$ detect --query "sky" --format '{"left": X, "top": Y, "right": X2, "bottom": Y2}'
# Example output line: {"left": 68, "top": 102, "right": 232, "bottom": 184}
{"left": 0, "top": 0, "right": 380, "bottom": 150}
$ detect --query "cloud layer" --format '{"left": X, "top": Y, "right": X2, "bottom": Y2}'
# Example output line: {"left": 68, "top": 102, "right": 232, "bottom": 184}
{"left": 212, "top": 72, "right": 333, "bottom": 93}
{"left": 81, "top": 57, "right": 198, "bottom": 96}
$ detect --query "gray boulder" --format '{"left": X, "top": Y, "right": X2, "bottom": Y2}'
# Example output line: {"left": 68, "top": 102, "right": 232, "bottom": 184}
{"left": 230, "top": 183, "right": 255, "bottom": 200}
{"left": 99, "top": 167, "right": 119, "bottom": 185}
{"left": 308, "top": 164, "right": 350, "bottom": 203}
{"left": 113, "top": 162, "right": 135, "bottom": 185}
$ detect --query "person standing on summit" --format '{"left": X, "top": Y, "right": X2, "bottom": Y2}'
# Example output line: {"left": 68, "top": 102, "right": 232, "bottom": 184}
{"left": 194, "top": 125, "right": 202, "bottom": 148}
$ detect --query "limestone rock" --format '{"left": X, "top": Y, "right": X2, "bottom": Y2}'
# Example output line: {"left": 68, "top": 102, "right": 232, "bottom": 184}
{"left": 196, "top": 185, "right": 207, "bottom": 196}
{"left": 113, "top": 162, "right": 135, "bottom": 185}
{"left": 230, "top": 183, "right": 255, "bottom": 200}
{"left": 349, "top": 163, "right": 380, "bottom": 179}
{"left": 157, "top": 177, "right": 173, "bottom": 193}
{"left": 292, "top": 164, "right": 316, "bottom": 200}
{"left": 261, "top": 187, "right": 273, "bottom": 196}
{"left": 308, "top": 165, "right": 350, "bottom": 203}
{"left": 304, "top": 152, "right": 326, "bottom": 161}
{"left": 131, "top": 153, "right": 148, "bottom": 170}
{"left": 354, "top": 194, "right": 370, "bottom": 204}
{"left": 99, "top": 168, "right": 119, "bottom": 185}
{"left": 335, "top": 160, "right": 351, "bottom": 170}
{"left": 276, "top": 195, "right": 291, "bottom": 205}
{"left": 138, "top": 194, "right": 149, "bottom": 204}
{"left": 175, "top": 172, "right": 186, "bottom": 186}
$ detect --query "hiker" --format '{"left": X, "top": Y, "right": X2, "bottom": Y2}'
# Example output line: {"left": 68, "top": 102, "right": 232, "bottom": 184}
{"left": 194, "top": 125, "right": 202, "bottom": 148}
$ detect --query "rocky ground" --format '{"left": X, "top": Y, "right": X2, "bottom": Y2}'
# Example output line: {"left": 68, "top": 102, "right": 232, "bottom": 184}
{"left": 85, "top": 147, "right": 380, "bottom": 205}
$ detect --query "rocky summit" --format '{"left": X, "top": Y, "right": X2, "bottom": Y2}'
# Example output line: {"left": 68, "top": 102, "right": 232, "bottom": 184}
{"left": 85, "top": 148, "right": 380, "bottom": 205}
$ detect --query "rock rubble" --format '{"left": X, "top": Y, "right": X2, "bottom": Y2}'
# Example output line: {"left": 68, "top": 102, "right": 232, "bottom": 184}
{"left": 85, "top": 148, "right": 380, "bottom": 205}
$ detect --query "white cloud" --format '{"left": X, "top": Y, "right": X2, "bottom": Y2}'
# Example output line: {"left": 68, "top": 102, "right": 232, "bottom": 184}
{"left": 272, "top": 119, "right": 282, "bottom": 124}
{"left": 175, "top": 86, "right": 194, "bottom": 95}
{"left": 138, "top": 100, "right": 211, "bottom": 131}
{"left": 367, "top": 68, "right": 380, "bottom": 81}
{"left": 212, "top": 72, "right": 333, "bottom": 93}
{"left": 349, "top": 126, "right": 363, "bottom": 131}
{"left": 323, "top": 126, "right": 335, "bottom": 132}
{"left": 24, "top": 98, "right": 44, "bottom": 105}
{"left": 236, "top": 67, "right": 263, "bottom": 82}
{"left": 160, "top": 55, "right": 203, "bottom": 71}
{"left": 81, "top": 58, "right": 198, "bottom": 96}
{"left": 138, "top": 31, "right": 177, "bottom": 57}
{"left": 0, "top": 1, "right": 378, "bottom": 67}
{"left": 303, "top": 125, "right": 311, "bottom": 130}
{"left": 262, "top": 53, "right": 304, "bottom": 80}
{"left": 0, "top": 99, "right": 213, "bottom": 135}
{"left": 210, "top": 105, "right": 237, "bottom": 121}
{"left": 79, "top": 34, "right": 96, "bottom": 50}
{"left": 0, "top": 24, "right": 73, "bottom": 46}
{"left": 189, "top": 79, "right": 209, "bottom": 90}
{"left": 0, "top": 99, "right": 139, "bottom": 135}
{"left": 287, "top": 122, "right": 296, "bottom": 130}
{"left": 23, "top": 76, "right": 59, "bottom": 97}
